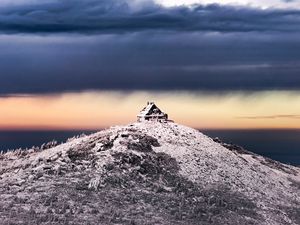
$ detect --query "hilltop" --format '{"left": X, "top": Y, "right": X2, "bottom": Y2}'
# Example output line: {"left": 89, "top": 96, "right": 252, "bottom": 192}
{"left": 0, "top": 121, "right": 300, "bottom": 225}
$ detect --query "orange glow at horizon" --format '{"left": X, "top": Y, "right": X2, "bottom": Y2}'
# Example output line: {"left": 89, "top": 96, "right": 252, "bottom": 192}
{"left": 0, "top": 91, "right": 300, "bottom": 130}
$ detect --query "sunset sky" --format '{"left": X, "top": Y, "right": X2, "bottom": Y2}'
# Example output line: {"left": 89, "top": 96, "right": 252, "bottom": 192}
{"left": 1, "top": 91, "right": 300, "bottom": 130}
{"left": 0, "top": 0, "right": 300, "bottom": 130}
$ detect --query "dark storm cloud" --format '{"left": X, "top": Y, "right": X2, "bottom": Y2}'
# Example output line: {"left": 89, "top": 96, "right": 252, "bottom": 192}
{"left": 0, "top": 1, "right": 300, "bottom": 94}
{"left": 0, "top": 32, "right": 300, "bottom": 94}
{"left": 0, "top": 0, "right": 300, "bottom": 34}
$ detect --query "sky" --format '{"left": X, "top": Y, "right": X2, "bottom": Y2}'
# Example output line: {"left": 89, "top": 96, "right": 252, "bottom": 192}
{"left": 0, "top": 0, "right": 300, "bottom": 130}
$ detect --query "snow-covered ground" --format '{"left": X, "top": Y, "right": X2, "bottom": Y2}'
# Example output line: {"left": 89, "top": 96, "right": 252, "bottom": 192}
{"left": 0, "top": 121, "right": 299, "bottom": 225}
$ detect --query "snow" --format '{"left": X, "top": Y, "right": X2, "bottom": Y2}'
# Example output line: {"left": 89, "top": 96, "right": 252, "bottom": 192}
{"left": 0, "top": 121, "right": 299, "bottom": 224}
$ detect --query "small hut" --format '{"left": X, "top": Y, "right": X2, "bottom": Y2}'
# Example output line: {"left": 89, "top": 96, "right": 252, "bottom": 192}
{"left": 137, "top": 102, "right": 168, "bottom": 122}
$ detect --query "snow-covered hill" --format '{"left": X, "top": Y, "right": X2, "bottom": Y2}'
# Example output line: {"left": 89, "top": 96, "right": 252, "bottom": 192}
{"left": 0, "top": 121, "right": 299, "bottom": 225}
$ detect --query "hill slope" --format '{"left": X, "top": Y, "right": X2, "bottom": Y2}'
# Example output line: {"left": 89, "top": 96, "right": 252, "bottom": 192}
{"left": 1, "top": 122, "right": 300, "bottom": 225}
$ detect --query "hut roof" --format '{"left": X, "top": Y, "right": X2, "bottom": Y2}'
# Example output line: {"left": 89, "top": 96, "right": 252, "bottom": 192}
{"left": 138, "top": 102, "right": 165, "bottom": 117}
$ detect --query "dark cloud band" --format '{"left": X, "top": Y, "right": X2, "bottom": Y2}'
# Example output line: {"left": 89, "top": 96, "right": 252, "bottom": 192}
{"left": 0, "top": 30, "right": 300, "bottom": 94}
{"left": 236, "top": 115, "right": 300, "bottom": 119}
{"left": 0, "top": 0, "right": 300, "bottom": 34}
{"left": 0, "top": 1, "right": 300, "bottom": 94}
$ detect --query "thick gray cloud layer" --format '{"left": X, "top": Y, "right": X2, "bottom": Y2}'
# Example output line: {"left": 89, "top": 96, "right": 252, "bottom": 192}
{"left": 0, "top": 0, "right": 300, "bottom": 34}
{"left": 0, "top": 0, "right": 300, "bottom": 94}
{"left": 0, "top": 32, "right": 300, "bottom": 94}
